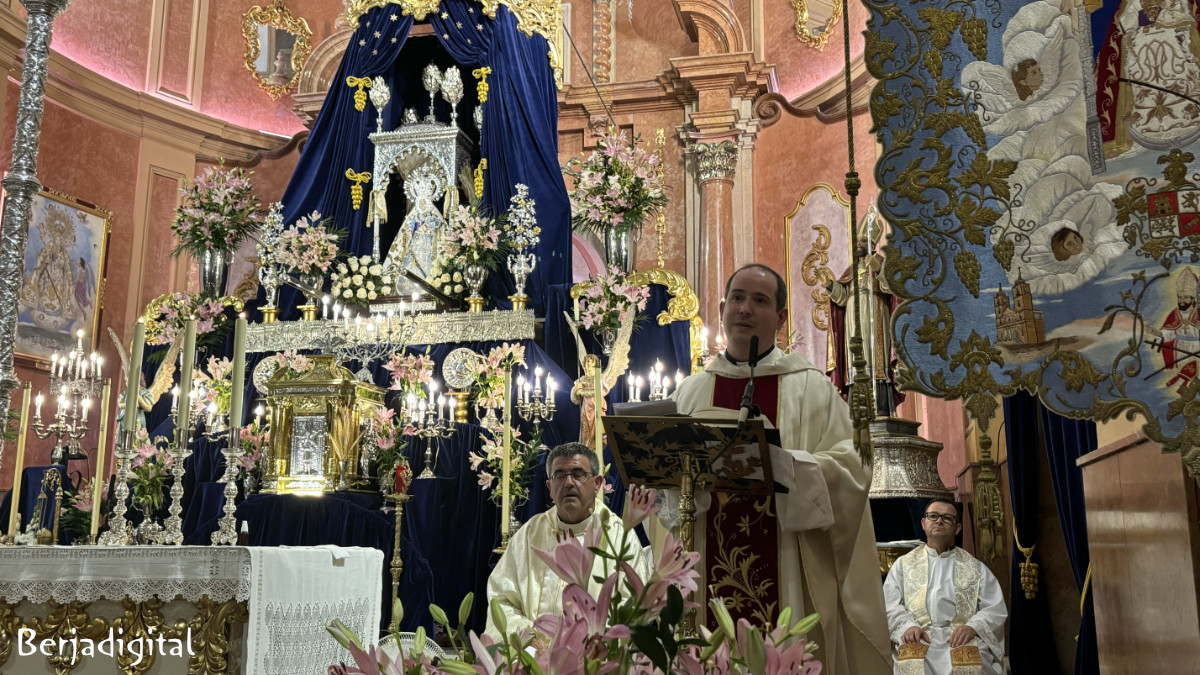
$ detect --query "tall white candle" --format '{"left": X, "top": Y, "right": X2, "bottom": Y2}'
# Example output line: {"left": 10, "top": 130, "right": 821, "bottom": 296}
{"left": 123, "top": 320, "right": 146, "bottom": 434}
{"left": 176, "top": 318, "right": 198, "bottom": 442}
{"left": 228, "top": 314, "right": 248, "bottom": 434}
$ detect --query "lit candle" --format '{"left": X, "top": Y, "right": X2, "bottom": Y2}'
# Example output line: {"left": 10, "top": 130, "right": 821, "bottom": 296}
{"left": 523, "top": 381, "right": 531, "bottom": 405}
{"left": 76, "top": 329, "right": 84, "bottom": 351}
{"left": 635, "top": 375, "right": 643, "bottom": 402}
{"left": 171, "top": 386, "right": 179, "bottom": 412}
{"left": 123, "top": 319, "right": 146, "bottom": 434}
{"left": 81, "top": 398, "right": 90, "bottom": 422}
{"left": 437, "top": 395, "right": 446, "bottom": 420}
{"left": 254, "top": 404, "right": 264, "bottom": 426}
{"left": 96, "top": 356, "right": 103, "bottom": 382}
{"left": 227, "top": 313, "right": 248, "bottom": 436}
{"left": 34, "top": 392, "right": 43, "bottom": 420}
{"left": 547, "top": 377, "right": 556, "bottom": 407}
{"left": 534, "top": 366, "right": 543, "bottom": 394}
{"left": 322, "top": 295, "right": 330, "bottom": 320}
{"left": 50, "top": 353, "right": 58, "bottom": 374}
{"left": 662, "top": 376, "right": 671, "bottom": 397}
{"left": 399, "top": 300, "right": 406, "bottom": 320}
{"left": 627, "top": 374, "right": 634, "bottom": 399}
{"left": 447, "top": 395, "right": 457, "bottom": 420}
{"left": 516, "top": 374, "right": 525, "bottom": 397}
{"left": 406, "top": 394, "right": 417, "bottom": 423}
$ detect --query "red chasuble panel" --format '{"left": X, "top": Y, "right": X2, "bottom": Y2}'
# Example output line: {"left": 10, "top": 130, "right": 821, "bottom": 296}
{"left": 705, "top": 374, "right": 782, "bottom": 627}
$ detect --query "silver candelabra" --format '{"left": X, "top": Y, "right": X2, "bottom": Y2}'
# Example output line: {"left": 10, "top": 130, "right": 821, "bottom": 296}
{"left": 515, "top": 366, "right": 556, "bottom": 428}
{"left": 402, "top": 389, "right": 456, "bottom": 479}
{"left": 33, "top": 332, "right": 103, "bottom": 464}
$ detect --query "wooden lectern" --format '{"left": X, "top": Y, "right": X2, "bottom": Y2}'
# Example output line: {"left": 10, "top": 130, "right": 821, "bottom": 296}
{"left": 601, "top": 415, "right": 777, "bottom": 635}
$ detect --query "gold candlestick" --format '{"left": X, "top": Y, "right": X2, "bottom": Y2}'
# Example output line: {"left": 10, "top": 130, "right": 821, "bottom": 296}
{"left": 6, "top": 383, "right": 32, "bottom": 539}
{"left": 90, "top": 378, "right": 112, "bottom": 544}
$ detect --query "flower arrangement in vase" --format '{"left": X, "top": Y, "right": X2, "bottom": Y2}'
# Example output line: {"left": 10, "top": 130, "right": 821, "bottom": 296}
{"left": 129, "top": 430, "right": 173, "bottom": 514}
{"left": 195, "top": 356, "right": 233, "bottom": 414}
{"left": 469, "top": 423, "right": 544, "bottom": 508}
{"left": 578, "top": 266, "right": 650, "bottom": 353}
{"left": 58, "top": 478, "right": 110, "bottom": 542}
{"left": 383, "top": 350, "right": 435, "bottom": 401}
{"left": 327, "top": 485, "right": 823, "bottom": 675}
{"left": 330, "top": 255, "right": 395, "bottom": 308}
{"left": 428, "top": 199, "right": 506, "bottom": 309}
{"left": 567, "top": 128, "right": 667, "bottom": 273}
{"left": 143, "top": 293, "right": 230, "bottom": 346}
{"left": 237, "top": 420, "right": 269, "bottom": 490}
{"left": 506, "top": 184, "right": 540, "bottom": 308}
{"left": 371, "top": 407, "right": 411, "bottom": 493}
{"left": 170, "top": 164, "right": 262, "bottom": 297}
{"left": 275, "top": 211, "right": 341, "bottom": 307}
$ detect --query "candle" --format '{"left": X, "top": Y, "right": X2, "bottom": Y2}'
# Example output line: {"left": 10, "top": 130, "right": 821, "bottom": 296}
{"left": 7, "top": 383, "right": 32, "bottom": 538}
{"left": 50, "top": 353, "right": 58, "bottom": 374}
{"left": 123, "top": 319, "right": 146, "bottom": 434}
{"left": 573, "top": 295, "right": 580, "bottom": 322}
{"left": 34, "top": 392, "right": 42, "bottom": 420}
{"left": 534, "top": 366, "right": 543, "bottom": 394}
{"left": 627, "top": 374, "right": 634, "bottom": 400}
{"left": 176, "top": 318, "right": 198, "bottom": 442}
{"left": 81, "top": 398, "right": 90, "bottom": 422}
{"left": 228, "top": 314, "right": 248, "bottom": 437}
{"left": 90, "top": 378, "right": 112, "bottom": 543}
{"left": 322, "top": 295, "right": 330, "bottom": 319}
{"left": 662, "top": 377, "right": 671, "bottom": 397}
{"left": 437, "top": 395, "right": 446, "bottom": 420}
{"left": 523, "top": 381, "right": 531, "bottom": 405}
{"left": 96, "top": 356, "right": 102, "bottom": 382}
{"left": 254, "top": 405, "right": 264, "bottom": 426}
{"left": 547, "top": 377, "right": 556, "bottom": 406}
{"left": 76, "top": 329, "right": 84, "bottom": 350}
{"left": 343, "top": 308, "right": 351, "bottom": 332}
{"left": 635, "top": 376, "right": 643, "bottom": 402}
{"left": 386, "top": 309, "right": 395, "bottom": 334}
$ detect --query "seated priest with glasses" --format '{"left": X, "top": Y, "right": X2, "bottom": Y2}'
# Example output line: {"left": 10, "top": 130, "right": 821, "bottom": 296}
{"left": 671, "top": 263, "right": 891, "bottom": 675}
{"left": 883, "top": 498, "right": 1007, "bottom": 675}
{"left": 484, "top": 442, "right": 648, "bottom": 645}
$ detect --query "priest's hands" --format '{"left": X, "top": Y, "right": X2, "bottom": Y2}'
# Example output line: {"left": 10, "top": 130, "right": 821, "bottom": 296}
{"left": 901, "top": 626, "right": 930, "bottom": 644}
{"left": 948, "top": 625, "right": 978, "bottom": 648}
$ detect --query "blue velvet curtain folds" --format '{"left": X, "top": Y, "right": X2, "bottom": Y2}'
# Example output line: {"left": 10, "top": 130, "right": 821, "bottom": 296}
{"left": 1038, "top": 405, "right": 1099, "bottom": 675}
{"left": 1004, "top": 391, "right": 1098, "bottom": 675}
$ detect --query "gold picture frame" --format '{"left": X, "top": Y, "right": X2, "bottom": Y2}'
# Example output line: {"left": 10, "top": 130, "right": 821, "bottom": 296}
{"left": 243, "top": 0, "right": 314, "bottom": 100}
{"left": 11, "top": 186, "right": 112, "bottom": 366}
{"left": 788, "top": 0, "right": 842, "bottom": 51}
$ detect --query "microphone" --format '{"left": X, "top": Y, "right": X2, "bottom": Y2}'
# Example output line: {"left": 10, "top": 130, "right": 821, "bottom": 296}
{"left": 737, "top": 336, "right": 759, "bottom": 425}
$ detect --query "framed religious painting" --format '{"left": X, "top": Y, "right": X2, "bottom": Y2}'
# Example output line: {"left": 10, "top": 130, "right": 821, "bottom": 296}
{"left": 9, "top": 186, "right": 112, "bottom": 365}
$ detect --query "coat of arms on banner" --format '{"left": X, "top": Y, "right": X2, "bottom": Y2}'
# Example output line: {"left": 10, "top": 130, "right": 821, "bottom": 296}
{"left": 865, "top": 0, "right": 1200, "bottom": 474}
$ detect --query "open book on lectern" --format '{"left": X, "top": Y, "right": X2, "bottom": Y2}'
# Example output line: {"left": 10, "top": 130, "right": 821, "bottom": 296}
{"left": 601, "top": 410, "right": 785, "bottom": 496}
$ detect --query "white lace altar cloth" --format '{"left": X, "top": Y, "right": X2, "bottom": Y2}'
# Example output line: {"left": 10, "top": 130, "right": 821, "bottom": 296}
{"left": 0, "top": 545, "right": 384, "bottom": 675}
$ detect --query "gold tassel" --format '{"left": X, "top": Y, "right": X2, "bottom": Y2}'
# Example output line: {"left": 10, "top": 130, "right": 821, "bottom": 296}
{"left": 346, "top": 76, "right": 372, "bottom": 112}
{"left": 345, "top": 169, "right": 372, "bottom": 210}
{"left": 1013, "top": 527, "right": 1039, "bottom": 599}
{"left": 474, "top": 159, "right": 487, "bottom": 199}
{"left": 472, "top": 66, "right": 492, "bottom": 103}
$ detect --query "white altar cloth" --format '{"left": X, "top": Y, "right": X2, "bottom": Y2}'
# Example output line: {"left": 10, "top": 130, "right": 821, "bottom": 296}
{"left": 0, "top": 545, "right": 383, "bottom": 675}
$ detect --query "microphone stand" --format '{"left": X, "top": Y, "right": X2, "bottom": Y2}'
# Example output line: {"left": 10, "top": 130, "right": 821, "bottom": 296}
{"left": 702, "top": 337, "right": 761, "bottom": 483}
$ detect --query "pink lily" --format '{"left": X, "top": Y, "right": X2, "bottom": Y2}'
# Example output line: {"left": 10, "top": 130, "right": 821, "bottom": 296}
{"left": 532, "top": 526, "right": 601, "bottom": 588}
{"left": 623, "top": 484, "right": 657, "bottom": 530}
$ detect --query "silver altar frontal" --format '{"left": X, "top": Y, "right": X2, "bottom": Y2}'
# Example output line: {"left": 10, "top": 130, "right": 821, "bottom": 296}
{"left": 262, "top": 355, "right": 384, "bottom": 494}
{"left": 245, "top": 309, "right": 536, "bottom": 354}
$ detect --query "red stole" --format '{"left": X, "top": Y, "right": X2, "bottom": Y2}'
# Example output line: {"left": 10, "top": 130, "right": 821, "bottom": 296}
{"left": 705, "top": 374, "right": 783, "bottom": 627}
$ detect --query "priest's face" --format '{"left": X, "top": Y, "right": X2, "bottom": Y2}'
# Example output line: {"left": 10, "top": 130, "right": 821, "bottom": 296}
{"left": 921, "top": 501, "right": 961, "bottom": 547}
{"left": 548, "top": 454, "right": 603, "bottom": 524}
{"left": 720, "top": 267, "right": 787, "bottom": 362}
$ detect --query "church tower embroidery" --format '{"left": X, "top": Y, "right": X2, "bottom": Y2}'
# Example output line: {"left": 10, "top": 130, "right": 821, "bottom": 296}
{"left": 994, "top": 271, "right": 1045, "bottom": 344}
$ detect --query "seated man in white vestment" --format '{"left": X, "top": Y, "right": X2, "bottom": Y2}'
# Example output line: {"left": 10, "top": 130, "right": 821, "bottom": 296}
{"left": 484, "top": 442, "right": 647, "bottom": 645}
{"left": 672, "top": 264, "right": 892, "bottom": 675}
{"left": 883, "top": 498, "right": 1007, "bottom": 675}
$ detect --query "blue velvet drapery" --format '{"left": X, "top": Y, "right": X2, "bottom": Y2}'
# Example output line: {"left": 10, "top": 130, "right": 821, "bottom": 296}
{"left": 1038, "top": 404, "right": 1099, "bottom": 675}
{"left": 1003, "top": 392, "right": 1063, "bottom": 675}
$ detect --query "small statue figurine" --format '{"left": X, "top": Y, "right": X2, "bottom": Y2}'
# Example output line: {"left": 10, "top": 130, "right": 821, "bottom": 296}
{"left": 403, "top": 107, "right": 419, "bottom": 125}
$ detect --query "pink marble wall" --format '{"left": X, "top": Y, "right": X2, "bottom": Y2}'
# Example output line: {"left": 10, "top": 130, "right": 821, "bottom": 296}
{"left": 145, "top": 172, "right": 182, "bottom": 302}
{"left": 0, "top": 87, "right": 141, "bottom": 490}
{"left": 615, "top": 0, "right": 697, "bottom": 81}
{"left": 764, "top": 0, "right": 868, "bottom": 100}
{"left": 199, "top": 0, "right": 340, "bottom": 136}
{"left": 159, "top": 0, "right": 198, "bottom": 99}
{"left": 50, "top": 0, "right": 152, "bottom": 91}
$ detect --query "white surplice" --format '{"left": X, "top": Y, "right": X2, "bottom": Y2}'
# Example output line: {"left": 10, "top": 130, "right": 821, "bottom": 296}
{"left": 484, "top": 503, "right": 647, "bottom": 642}
{"left": 672, "top": 348, "right": 892, "bottom": 675}
{"left": 883, "top": 546, "right": 1007, "bottom": 675}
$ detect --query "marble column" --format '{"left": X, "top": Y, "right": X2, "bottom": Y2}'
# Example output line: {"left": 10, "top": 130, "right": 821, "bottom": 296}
{"left": 694, "top": 140, "right": 738, "bottom": 333}
{"left": 0, "top": 0, "right": 73, "bottom": 475}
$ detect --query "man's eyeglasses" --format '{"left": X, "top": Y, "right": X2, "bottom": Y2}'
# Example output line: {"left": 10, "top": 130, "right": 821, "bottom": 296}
{"left": 924, "top": 513, "right": 958, "bottom": 524}
{"left": 550, "top": 470, "right": 595, "bottom": 484}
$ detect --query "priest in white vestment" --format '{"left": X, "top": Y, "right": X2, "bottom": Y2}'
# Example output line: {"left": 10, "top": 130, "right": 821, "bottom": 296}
{"left": 672, "top": 264, "right": 892, "bottom": 675}
{"left": 883, "top": 498, "right": 1007, "bottom": 675}
{"left": 484, "top": 442, "right": 648, "bottom": 645}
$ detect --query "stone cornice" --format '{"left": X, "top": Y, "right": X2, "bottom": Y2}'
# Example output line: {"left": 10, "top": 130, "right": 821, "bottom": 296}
{"left": 754, "top": 54, "right": 872, "bottom": 127}
{"left": 0, "top": 10, "right": 289, "bottom": 161}
{"left": 556, "top": 78, "right": 692, "bottom": 123}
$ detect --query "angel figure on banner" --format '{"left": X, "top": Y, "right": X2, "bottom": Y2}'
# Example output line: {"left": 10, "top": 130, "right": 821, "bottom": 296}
{"left": 382, "top": 161, "right": 448, "bottom": 294}
{"left": 109, "top": 327, "right": 182, "bottom": 432}
{"left": 563, "top": 306, "right": 636, "bottom": 448}
{"left": 961, "top": 2, "right": 1085, "bottom": 164}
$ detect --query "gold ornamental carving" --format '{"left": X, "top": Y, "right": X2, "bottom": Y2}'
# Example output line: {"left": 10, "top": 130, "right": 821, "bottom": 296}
{"left": 340, "top": 1, "right": 564, "bottom": 88}
{"left": 242, "top": 0, "right": 314, "bottom": 100}
{"left": 801, "top": 224, "right": 835, "bottom": 331}
{"left": 346, "top": 76, "right": 373, "bottom": 111}
{"left": 788, "top": 0, "right": 842, "bottom": 51}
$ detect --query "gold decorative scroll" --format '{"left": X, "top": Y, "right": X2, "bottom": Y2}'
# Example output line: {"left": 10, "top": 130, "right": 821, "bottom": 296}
{"left": 788, "top": 0, "right": 841, "bottom": 51}
{"left": 242, "top": 0, "right": 314, "bottom": 100}
{"left": 572, "top": 267, "right": 706, "bottom": 366}
{"left": 341, "top": 0, "right": 564, "bottom": 88}
{"left": 801, "top": 224, "right": 835, "bottom": 331}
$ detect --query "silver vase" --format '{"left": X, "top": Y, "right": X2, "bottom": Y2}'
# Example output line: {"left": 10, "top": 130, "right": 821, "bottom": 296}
{"left": 300, "top": 271, "right": 324, "bottom": 306}
{"left": 604, "top": 228, "right": 637, "bottom": 274}
{"left": 464, "top": 263, "right": 488, "bottom": 312}
{"left": 507, "top": 252, "right": 536, "bottom": 297}
{"left": 337, "top": 460, "right": 351, "bottom": 491}
{"left": 199, "top": 248, "right": 233, "bottom": 297}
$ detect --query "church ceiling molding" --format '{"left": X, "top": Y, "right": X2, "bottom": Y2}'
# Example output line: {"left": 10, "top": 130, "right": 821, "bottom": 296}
{"left": 672, "top": 0, "right": 748, "bottom": 54}
{"left": 866, "top": 0, "right": 1200, "bottom": 474}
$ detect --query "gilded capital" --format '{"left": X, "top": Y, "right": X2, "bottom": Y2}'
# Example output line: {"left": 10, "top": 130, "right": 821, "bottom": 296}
{"left": 694, "top": 140, "right": 738, "bottom": 181}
